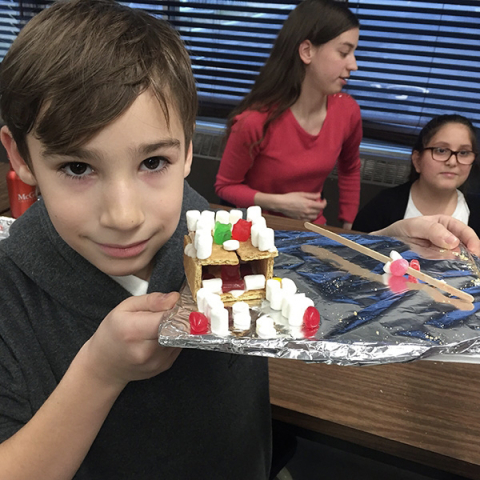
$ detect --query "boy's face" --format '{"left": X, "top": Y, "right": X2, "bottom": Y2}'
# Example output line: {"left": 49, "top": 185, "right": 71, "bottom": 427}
{"left": 22, "top": 90, "right": 192, "bottom": 280}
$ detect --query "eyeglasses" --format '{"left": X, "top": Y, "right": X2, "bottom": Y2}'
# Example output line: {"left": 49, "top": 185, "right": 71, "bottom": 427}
{"left": 423, "top": 147, "right": 477, "bottom": 165}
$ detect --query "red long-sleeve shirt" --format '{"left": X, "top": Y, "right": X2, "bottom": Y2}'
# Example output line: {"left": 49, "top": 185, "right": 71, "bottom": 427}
{"left": 215, "top": 93, "right": 362, "bottom": 224}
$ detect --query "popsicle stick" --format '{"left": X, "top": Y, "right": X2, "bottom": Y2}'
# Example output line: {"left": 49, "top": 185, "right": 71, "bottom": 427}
{"left": 304, "top": 222, "right": 474, "bottom": 303}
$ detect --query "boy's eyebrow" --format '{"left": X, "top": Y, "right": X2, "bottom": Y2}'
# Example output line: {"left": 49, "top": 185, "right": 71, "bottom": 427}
{"left": 43, "top": 139, "right": 181, "bottom": 161}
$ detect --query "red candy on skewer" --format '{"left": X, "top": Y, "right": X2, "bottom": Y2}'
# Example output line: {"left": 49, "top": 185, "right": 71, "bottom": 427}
{"left": 189, "top": 312, "right": 209, "bottom": 335}
{"left": 409, "top": 259, "right": 420, "bottom": 271}
{"left": 390, "top": 258, "right": 409, "bottom": 276}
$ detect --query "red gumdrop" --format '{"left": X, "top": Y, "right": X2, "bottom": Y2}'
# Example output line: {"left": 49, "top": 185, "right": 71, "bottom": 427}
{"left": 189, "top": 311, "right": 209, "bottom": 335}
{"left": 409, "top": 259, "right": 420, "bottom": 271}
{"left": 222, "top": 279, "right": 246, "bottom": 293}
{"left": 390, "top": 258, "right": 409, "bottom": 276}
{"left": 302, "top": 325, "right": 319, "bottom": 339}
{"left": 231, "top": 219, "right": 252, "bottom": 242}
{"left": 303, "top": 306, "right": 321, "bottom": 329}
{"left": 388, "top": 275, "right": 408, "bottom": 294}
{"left": 408, "top": 275, "right": 418, "bottom": 283}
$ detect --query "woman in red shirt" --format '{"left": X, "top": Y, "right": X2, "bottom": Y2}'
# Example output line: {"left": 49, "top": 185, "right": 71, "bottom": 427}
{"left": 215, "top": 0, "right": 362, "bottom": 228}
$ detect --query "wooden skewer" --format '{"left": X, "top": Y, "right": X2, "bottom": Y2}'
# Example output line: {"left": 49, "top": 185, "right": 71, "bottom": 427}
{"left": 304, "top": 222, "right": 474, "bottom": 303}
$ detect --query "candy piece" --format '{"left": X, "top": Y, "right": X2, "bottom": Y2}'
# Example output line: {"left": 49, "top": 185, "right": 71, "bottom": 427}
{"left": 303, "top": 306, "right": 321, "bottom": 329}
{"left": 302, "top": 324, "right": 319, "bottom": 339}
{"left": 251, "top": 216, "right": 267, "bottom": 228}
{"left": 215, "top": 210, "right": 230, "bottom": 224}
{"left": 186, "top": 210, "right": 200, "bottom": 231}
{"left": 210, "top": 306, "right": 229, "bottom": 336}
{"left": 390, "top": 258, "right": 409, "bottom": 276}
{"left": 256, "top": 315, "right": 276, "bottom": 338}
{"left": 258, "top": 227, "right": 275, "bottom": 252}
{"left": 388, "top": 274, "right": 408, "bottom": 294}
{"left": 189, "top": 311, "right": 209, "bottom": 335}
{"left": 221, "top": 264, "right": 241, "bottom": 281}
{"left": 246, "top": 205, "right": 262, "bottom": 222}
{"left": 223, "top": 239, "right": 240, "bottom": 251}
{"left": 266, "top": 278, "right": 281, "bottom": 302}
{"left": 232, "top": 301, "right": 251, "bottom": 329}
{"left": 231, "top": 219, "right": 252, "bottom": 242}
{"left": 389, "top": 250, "right": 403, "bottom": 261}
{"left": 250, "top": 224, "right": 264, "bottom": 247}
{"left": 281, "top": 278, "right": 297, "bottom": 296}
{"left": 202, "top": 277, "right": 223, "bottom": 294}
{"left": 410, "top": 259, "right": 420, "bottom": 271}
{"left": 195, "top": 232, "right": 212, "bottom": 260}
{"left": 408, "top": 275, "right": 418, "bottom": 283}
{"left": 229, "top": 209, "right": 243, "bottom": 225}
{"left": 213, "top": 221, "right": 232, "bottom": 245}
{"left": 222, "top": 279, "right": 245, "bottom": 293}
{"left": 199, "top": 210, "right": 215, "bottom": 232}
{"left": 244, "top": 274, "right": 266, "bottom": 291}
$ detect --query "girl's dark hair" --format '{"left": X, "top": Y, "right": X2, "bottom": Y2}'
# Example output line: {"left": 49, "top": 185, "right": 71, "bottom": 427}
{"left": 225, "top": 0, "right": 359, "bottom": 142}
{"left": 409, "top": 114, "right": 478, "bottom": 182}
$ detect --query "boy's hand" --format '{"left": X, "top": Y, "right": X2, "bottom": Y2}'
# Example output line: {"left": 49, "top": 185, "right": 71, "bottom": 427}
{"left": 84, "top": 292, "right": 182, "bottom": 388}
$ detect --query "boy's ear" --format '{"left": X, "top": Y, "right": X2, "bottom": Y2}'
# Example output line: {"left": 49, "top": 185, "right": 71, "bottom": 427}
{"left": 0, "top": 126, "right": 37, "bottom": 186}
{"left": 411, "top": 150, "right": 422, "bottom": 174}
{"left": 183, "top": 140, "right": 193, "bottom": 178}
{"left": 299, "top": 39, "right": 314, "bottom": 65}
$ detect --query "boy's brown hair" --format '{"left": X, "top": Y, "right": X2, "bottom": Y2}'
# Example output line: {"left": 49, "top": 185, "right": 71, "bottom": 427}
{"left": 0, "top": 0, "right": 197, "bottom": 165}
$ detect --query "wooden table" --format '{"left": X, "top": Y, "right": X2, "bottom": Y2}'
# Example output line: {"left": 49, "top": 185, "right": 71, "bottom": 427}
{"left": 261, "top": 213, "right": 480, "bottom": 479}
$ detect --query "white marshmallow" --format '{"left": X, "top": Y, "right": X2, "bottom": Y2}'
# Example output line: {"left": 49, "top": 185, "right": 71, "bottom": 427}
{"left": 200, "top": 210, "right": 215, "bottom": 231}
{"left": 389, "top": 250, "right": 403, "bottom": 261}
{"left": 204, "top": 293, "right": 223, "bottom": 319}
{"left": 184, "top": 243, "right": 197, "bottom": 259}
{"left": 246, "top": 205, "right": 262, "bottom": 222}
{"left": 282, "top": 292, "right": 304, "bottom": 318}
{"left": 196, "top": 287, "right": 209, "bottom": 313}
{"left": 232, "top": 301, "right": 251, "bottom": 330}
{"left": 210, "top": 306, "right": 229, "bottom": 336}
{"left": 195, "top": 218, "right": 213, "bottom": 234}
{"left": 288, "top": 295, "right": 313, "bottom": 327}
{"left": 229, "top": 209, "right": 243, "bottom": 225}
{"left": 383, "top": 261, "right": 391, "bottom": 274}
{"left": 258, "top": 227, "right": 275, "bottom": 252}
{"left": 223, "top": 239, "right": 240, "bottom": 251}
{"left": 202, "top": 277, "right": 223, "bottom": 294}
{"left": 251, "top": 216, "right": 267, "bottom": 228}
{"left": 215, "top": 210, "right": 230, "bottom": 225}
{"left": 281, "top": 278, "right": 297, "bottom": 296}
{"left": 269, "top": 287, "right": 284, "bottom": 311}
{"left": 186, "top": 210, "right": 200, "bottom": 231}
{"left": 256, "top": 315, "right": 276, "bottom": 338}
{"left": 244, "top": 274, "right": 266, "bottom": 291}
{"left": 266, "top": 279, "right": 281, "bottom": 302}
{"left": 250, "top": 224, "right": 265, "bottom": 248}
{"left": 195, "top": 232, "right": 213, "bottom": 260}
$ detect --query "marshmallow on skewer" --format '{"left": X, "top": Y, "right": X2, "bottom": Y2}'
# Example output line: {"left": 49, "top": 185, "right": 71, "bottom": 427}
{"left": 229, "top": 209, "right": 243, "bottom": 225}
{"left": 244, "top": 274, "right": 266, "bottom": 291}
{"left": 186, "top": 210, "right": 200, "bottom": 232}
{"left": 210, "top": 306, "right": 229, "bottom": 336}
{"left": 246, "top": 206, "right": 262, "bottom": 222}
{"left": 256, "top": 315, "right": 276, "bottom": 338}
{"left": 232, "top": 301, "right": 251, "bottom": 329}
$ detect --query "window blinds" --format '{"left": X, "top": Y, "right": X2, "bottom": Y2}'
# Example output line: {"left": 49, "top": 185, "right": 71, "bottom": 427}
{"left": 1, "top": 1, "right": 479, "bottom": 144}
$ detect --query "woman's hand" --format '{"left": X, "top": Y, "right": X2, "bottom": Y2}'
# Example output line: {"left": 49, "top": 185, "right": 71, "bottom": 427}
{"left": 84, "top": 292, "right": 182, "bottom": 389}
{"left": 256, "top": 191, "right": 327, "bottom": 222}
{"left": 373, "top": 215, "right": 480, "bottom": 256}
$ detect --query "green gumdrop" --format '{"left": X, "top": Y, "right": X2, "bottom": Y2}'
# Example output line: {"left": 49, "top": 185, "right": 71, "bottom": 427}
{"left": 213, "top": 221, "right": 232, "bottom": 245}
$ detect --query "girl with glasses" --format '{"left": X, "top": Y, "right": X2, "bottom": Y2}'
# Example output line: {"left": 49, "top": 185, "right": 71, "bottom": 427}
{"left": 353, "top": 114, "right": 479, "bottom": 234}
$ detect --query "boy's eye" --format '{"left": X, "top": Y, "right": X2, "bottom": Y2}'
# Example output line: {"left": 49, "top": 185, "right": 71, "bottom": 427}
{"left": 62, "top": 162, "right": 92, "bottom": 177}
{"left": 141, "top": 156, "right": 168, "bottom": 171}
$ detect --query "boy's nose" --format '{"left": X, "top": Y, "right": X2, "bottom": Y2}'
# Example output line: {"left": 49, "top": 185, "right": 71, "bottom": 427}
{"left": 99, "top": 180, "right": 145, "bottom": 230}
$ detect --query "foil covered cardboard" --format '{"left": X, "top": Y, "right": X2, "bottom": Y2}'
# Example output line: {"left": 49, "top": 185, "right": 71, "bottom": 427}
{"left": 158, "top": 231, "right": 480, "bottom": 366}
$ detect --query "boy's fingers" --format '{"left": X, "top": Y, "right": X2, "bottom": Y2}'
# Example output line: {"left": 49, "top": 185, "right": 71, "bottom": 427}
{"left": 122, "top": 291, "right": 180, "bottom": 313}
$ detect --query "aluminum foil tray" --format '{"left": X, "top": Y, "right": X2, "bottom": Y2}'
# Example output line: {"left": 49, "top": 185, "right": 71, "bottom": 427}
{"left": 158, "top": 231, "right": 480, "bottom": 366}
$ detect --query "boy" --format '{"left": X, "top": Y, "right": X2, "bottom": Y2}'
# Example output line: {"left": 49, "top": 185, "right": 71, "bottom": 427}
{"left": 0, "top": 1, "right": 271, "bottom": 478}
